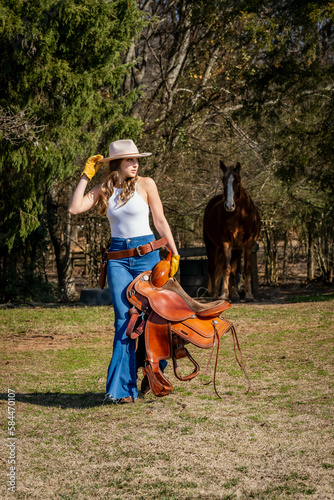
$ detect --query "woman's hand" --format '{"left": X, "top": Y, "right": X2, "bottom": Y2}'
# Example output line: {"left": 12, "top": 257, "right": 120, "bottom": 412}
{"left": 170, "top": 255, "right": 180, "bottom": 277}
{"left": 81, "top": 155, "right": 104, "bottom": 180}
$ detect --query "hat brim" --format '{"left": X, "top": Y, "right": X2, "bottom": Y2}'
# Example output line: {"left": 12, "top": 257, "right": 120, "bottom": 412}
{"left": 98, "top": 152, "right": 152, "bottom": 163}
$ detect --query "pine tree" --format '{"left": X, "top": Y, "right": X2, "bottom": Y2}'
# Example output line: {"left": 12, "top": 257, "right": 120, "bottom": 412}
{"left": 0, "top": 0, "right": 147, "bottom": 299}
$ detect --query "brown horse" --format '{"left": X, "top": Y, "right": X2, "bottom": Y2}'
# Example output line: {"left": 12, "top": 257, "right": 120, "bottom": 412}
{"left": 203, "top": 161, "right": 261, "bottom": 301}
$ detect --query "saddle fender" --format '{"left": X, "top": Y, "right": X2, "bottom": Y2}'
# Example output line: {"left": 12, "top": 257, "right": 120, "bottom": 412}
{"left": 143, "top": 311, "right": 174, "bottom": 397}
{"left": 145, "top": 311, "right": 172, "bottom": 369}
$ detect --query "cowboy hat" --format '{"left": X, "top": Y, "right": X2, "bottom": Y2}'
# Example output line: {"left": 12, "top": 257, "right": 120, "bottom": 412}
{"left": 98, "top": 139, "right": 152, "bottom": 163}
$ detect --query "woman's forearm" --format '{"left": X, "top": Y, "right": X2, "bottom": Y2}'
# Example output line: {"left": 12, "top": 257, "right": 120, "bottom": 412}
{"left": 68, "top": 175, "right": 102, "bottom": 215}
{"left": 154, "top": 218, "right": 178, "bottom": 255}
{"left": 68, "top": 175, "right": 90, "bottom": 214}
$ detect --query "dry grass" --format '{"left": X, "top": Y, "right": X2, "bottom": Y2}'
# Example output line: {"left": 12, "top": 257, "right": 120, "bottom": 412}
{"left": 1, "top": 299, "right": 333, "bottom": 499}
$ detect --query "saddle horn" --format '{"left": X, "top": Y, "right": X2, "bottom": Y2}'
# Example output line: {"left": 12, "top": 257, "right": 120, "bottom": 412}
{"left": 151, "top": 251, "right": 172, "bottom": 287}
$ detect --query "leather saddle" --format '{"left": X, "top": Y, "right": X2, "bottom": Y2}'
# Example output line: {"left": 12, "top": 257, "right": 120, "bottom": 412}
{"left": 126, "top": 269, "right": 252, "bottom": 398}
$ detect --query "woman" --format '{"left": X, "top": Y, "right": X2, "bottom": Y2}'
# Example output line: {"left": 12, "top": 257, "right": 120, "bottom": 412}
{"left": 69, "top": 139, "right": 179, "bottom": 404}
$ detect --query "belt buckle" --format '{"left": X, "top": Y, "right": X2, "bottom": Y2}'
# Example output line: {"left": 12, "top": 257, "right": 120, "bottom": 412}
{"left": 136, "top": 245, "right": 144, "bottom": 257}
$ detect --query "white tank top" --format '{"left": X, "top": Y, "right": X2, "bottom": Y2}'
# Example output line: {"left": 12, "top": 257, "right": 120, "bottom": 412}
{"left": 106, "top": 184, "right": 153, "bottom": 238}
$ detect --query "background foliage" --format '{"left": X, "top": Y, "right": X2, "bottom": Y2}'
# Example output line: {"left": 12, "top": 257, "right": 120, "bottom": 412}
{"left": 1, "top": 0, "right": 333, "bottom": 301}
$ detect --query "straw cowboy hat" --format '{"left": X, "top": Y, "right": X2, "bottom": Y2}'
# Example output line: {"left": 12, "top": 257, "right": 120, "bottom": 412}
{"left": 98, "top": 139, "right": 152, "bottom": 163}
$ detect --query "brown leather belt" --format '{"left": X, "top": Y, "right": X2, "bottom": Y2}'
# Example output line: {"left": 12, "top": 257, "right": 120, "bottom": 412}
{"left": 105, "top": 237, "right": 168, "bottom": 260}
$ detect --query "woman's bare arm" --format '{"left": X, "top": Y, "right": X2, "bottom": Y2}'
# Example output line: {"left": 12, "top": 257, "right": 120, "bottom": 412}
{"left": 143, "top": 177, "right": 179, "bottom": 255}
{"left": 68, "top": 174, "right": 103, "bottom": 215}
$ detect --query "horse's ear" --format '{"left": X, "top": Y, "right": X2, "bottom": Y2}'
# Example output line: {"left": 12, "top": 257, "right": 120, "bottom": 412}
{"left": 234, "top": 162, "right": 241, "bottom": 174}
{"left": 220, "top": 160, "right": 227, "bottom": 172}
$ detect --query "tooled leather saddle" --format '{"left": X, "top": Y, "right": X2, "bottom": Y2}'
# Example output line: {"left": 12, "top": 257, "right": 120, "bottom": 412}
{"left": 126, "top": 264, "right": 252, "bottom": 398}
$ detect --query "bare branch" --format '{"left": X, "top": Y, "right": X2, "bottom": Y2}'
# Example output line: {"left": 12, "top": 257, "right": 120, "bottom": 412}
{"left": 0, "top": 106, "right": 46, "bottom": 145}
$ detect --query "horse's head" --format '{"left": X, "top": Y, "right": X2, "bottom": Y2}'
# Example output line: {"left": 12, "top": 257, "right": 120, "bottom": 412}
{"left": 220, "top": 160, "right": 241, "bottom": 212}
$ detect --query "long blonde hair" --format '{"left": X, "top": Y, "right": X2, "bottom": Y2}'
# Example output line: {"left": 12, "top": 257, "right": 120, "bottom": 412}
{"left": 98, "top": 158, "right": 138, "bottom": 216}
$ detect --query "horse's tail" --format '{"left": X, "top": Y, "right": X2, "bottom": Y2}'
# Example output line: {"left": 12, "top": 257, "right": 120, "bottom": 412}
{"left": 203, "top": 231, "right": 213, "bottom": 294}
{"left": 203, "top": 230, "right": 220, "bottom": 296}
{"left": 203, "top": 226, "right": 210, "bottom": 252}
{"left": 203, "top": 195, "right": 224, "bottom": 297}
{"left": 213, "top": 247, "right": 224, "bottom": 294}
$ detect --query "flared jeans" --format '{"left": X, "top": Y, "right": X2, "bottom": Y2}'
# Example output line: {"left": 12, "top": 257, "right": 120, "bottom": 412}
{"left": 106, "top": 234, "right": 160, "bottom": 400}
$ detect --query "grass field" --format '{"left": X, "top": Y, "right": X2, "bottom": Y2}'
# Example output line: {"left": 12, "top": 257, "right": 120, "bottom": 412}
{"left": 1, "top": 296, "right": 333, "bottom": 499}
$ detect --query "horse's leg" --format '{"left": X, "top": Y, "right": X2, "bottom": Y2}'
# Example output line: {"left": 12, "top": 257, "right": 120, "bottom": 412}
{"left": 220, "top": 242, "right": 231, "bottom": 300}
{"left": 230, "top": 248, "right": 242, "bottom": 301}
{"left": 243, "top": 244, "right": 254, "bottom": 302}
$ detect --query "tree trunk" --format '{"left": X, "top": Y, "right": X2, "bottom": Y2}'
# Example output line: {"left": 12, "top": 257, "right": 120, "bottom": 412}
{"left": 307, "top": 225, "right": 315, "bottom": 281}
{"left": 329, "top": 241, "right": 334, "bottom": 282}
{"left": 315, "top": 237, "right": 333, "bottom": 282}
{"left": 282, "top": 231, "right": 289, "bottom": 281}
{"left": 263, "top": 227, "right": 278, "bottom": 284}
{"left": 46, "top": 181, "right": 76, "bottom": 301}
{"left": 251, "top": 243, "right": 259, "bottom": 294}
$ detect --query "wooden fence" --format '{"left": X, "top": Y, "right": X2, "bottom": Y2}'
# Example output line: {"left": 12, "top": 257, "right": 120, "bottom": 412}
{"left": 71, "top": 245, "right": 259, "bottom": 298}
{"left": 178, "top": 246, "right": 259, "bottom": 297}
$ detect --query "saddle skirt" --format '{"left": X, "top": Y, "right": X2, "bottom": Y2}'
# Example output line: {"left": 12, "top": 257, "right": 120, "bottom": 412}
{"left": 126, "top": 270, "right": 252, "bottom": 397}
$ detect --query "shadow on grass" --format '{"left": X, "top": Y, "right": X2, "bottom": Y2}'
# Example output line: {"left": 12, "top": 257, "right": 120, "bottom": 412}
{"left": 0, "top": 392, "right": 157, "bottom": 408}
{"left": 255, "top": 284, "right": 334, "bottom": 304}
{"left": 284, "top": 292, "right": 334, "bottom": 303}
{"left": 0, "top": 392, "right": 105, "bottom": 409}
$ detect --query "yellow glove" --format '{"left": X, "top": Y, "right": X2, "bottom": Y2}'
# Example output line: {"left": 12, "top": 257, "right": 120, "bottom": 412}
{"left": 170, "top": 254, "right": 180, "bottom": 277}
{"left": 81, "top": 154, "right": 104, "bottom": 180}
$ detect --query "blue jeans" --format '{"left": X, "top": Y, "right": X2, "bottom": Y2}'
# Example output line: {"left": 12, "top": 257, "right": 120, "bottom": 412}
{"left": 106, "top": 234, "right": 161, "bottom": 400}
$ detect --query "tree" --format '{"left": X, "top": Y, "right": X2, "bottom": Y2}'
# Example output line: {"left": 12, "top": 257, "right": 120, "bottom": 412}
{"left": 0, "top": 0, "right": 147, "bottom": 299}
{"left": 127, "top": 1, "right": 334, "bottom": 282}
{"left": 232, "top": 1, "right": 334, "bottom": 280}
